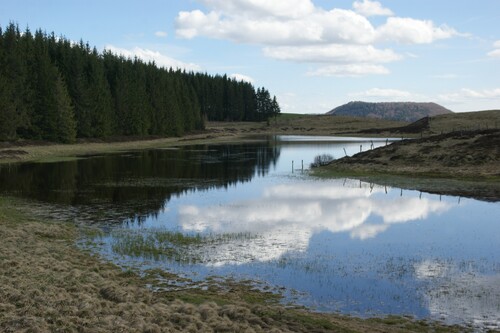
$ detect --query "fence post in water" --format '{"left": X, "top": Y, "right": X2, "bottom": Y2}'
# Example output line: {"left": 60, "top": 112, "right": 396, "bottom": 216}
{"left": 360, "top": 145, "right": 362, "bottom": 152}
{"left": 301, "top": 160, "right": 304, "bottom": 172}
{"left": 343, "top": 148, "right": 347, "bottom": 156}
{"left": 292, "top": 160, "right": 294, "bottom": 173}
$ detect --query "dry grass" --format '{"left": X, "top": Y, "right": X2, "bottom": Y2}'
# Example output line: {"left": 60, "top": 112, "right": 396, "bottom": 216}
{"left": 0, "top": 133, "right": 235, "bottom": 165}
{"left": 0, "top": 114, "right": 407, "bottom": 165}
{"left": 1, "top": 111, "right": 499, "bottom": 165}
{"left": 208, "top": 114, "right": 407, "bottom": 136}
{"left": 323, "top": 129, "right": 500, "bottom": 178}
{"left": 427, "top": 110, "right": 500, "bottom": 135}
{"left": 318, "top": 129, "right": 500, "bottom": 200}
{"left": 0, "top": 197, "right": 467, "bottom": 332}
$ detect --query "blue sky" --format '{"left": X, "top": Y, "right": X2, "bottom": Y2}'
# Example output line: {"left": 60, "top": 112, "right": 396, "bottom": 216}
{"left": 1, "top": 0, "right": 499, "bottom": 113}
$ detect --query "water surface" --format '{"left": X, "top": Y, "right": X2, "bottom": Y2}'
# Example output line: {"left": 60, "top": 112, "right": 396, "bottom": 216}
{"left": 1, "top": 136, "right": 498, "bottom": 331}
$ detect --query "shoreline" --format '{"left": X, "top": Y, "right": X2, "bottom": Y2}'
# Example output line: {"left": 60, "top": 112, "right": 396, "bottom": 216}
{"left": 315, "top": 129, "right": 500, "bottom": 201}
{"left": 0, "top": 196, "right": 468, "bottom": 332}
{"left": 0, "top": 115, "right": 411, "bottom": 165}
{"left": 1, "top": 120, "right": 497, "bottom": 331}
{"left": 2, "top": 124, "right": 499, "bottom": 202}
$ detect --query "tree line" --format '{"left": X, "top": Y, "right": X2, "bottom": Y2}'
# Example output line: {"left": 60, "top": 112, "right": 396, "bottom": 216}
{"left": 0, "top": 23, "right": 280, "bottom": 143}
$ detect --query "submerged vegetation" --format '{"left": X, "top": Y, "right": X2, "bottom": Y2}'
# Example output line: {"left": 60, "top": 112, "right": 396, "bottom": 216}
{"left": 111, "top": 229, "right": 257, "bottom": 262}
{"left": 0, "top": 196, "right": 469, "bottom": 332}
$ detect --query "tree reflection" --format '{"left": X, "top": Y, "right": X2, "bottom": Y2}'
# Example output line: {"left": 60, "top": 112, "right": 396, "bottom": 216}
{"left": 0, "top": 141, "right": 280, "bottom": 223}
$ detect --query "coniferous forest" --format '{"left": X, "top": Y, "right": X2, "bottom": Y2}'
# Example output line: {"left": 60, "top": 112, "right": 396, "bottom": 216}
{"left": 0, "top": 23, "right": 280, "bottom": 143}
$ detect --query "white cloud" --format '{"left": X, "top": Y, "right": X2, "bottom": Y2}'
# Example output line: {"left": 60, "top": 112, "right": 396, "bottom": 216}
{"left": 104, "top": 45, "right": 201, "bottom": 71}
{"left": 364, "top": 88, "right": 410, "bottom": 97}
{"left": 488, "top": 40, "right": 500, "bottom": 58}
{"left": 353, "top": 0, "right": 393, "bottom": 17}
{"left": 307, "top": 64, "right": 390, "bottom": 77}
{"left": 349, "top": 88, "right": 431, "bottom": 101}
{"left": 154, "top": 31, "right": 168, "bottom": 38}
{"left": 488, "top": 49, "right": 500, "bottom": 58}
{"left": 437, "top": 88, "right": 500, "bottom": 111}
{"left": 176, "top": 8, "right": 376, "bottom": 45}
{"left": 263, "top": 44, "right": 401, "bottom": 63}
{"left": 198, "top": 0, "right": 315, "bottom": 19}
{"left": 439, "top": 88, "right": 500, "bottom": 102}
{"left": 175, "top": 0, "right": 461, "bottom": 77}
{"left": 376, "top": 17, "right": 459, "bottom": 44}
{"left": 229, "top": 73, "right": 255, "bottom": 83}
{"left": 176, "top": 2, "right": 459, "bottom": 47}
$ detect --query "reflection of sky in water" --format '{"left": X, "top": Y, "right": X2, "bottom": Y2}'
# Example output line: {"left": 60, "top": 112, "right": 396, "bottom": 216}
{"left": 177, "top": 181, "right": 451, "bottom": 264}
{"left": 98, "top": 137, "right": 499, "bottom": 331}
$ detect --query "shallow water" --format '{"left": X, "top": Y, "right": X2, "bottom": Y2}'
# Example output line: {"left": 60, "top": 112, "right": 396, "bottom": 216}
{"left": 1, "top": 136, "right": 498, "bottom": 330}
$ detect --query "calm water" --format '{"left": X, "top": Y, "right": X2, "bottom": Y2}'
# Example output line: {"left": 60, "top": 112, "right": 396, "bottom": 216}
{"left": 1, "top": 136, "right": 499, "bottom": 331}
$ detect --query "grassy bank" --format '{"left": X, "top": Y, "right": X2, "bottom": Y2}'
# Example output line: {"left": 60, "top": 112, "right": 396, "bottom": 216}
{"left": 315, "top": 129, "right": 500, "bottom": 201}
{"left": 0, "top": 196, "right": 468, "bottom": 332}
{"left": 0, "top": 114, "right": 408, "bottom": 165}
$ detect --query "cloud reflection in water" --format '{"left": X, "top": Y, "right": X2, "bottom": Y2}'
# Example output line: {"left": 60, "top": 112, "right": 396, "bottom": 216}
{"left": 414, "top": 260, "right": 500, "bottom": 330}
{"left": 178, "top": 181, "right": 451, "bottom": 265}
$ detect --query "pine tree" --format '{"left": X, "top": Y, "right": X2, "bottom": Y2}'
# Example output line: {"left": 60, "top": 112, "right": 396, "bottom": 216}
{"left": 271, "top": 95, "right": 281, "bottom": 123}
{"left": 0, "top": 23, "right": 280, "bottom": 142}
{"left": 0, "top": 73, "right": 17, "bottom": 140}
{"left": 53, "top": 74, "right": 77, "bottom": 143}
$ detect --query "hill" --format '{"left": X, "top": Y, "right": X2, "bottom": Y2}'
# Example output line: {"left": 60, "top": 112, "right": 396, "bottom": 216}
{"left": 327, "top": 101, "right": 453, "bottom": 122}
{"left": 317, "top": 110, "right": 500, "bottom": 200}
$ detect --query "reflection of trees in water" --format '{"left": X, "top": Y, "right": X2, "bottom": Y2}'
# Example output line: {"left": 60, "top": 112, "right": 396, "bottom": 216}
{"left": 0, "top": 142, "right": 280, "bottom": 223}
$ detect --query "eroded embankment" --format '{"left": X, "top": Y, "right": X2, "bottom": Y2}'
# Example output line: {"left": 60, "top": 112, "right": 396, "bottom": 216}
{"left": 0, "top": 197, "right": 467, "bottom": 333}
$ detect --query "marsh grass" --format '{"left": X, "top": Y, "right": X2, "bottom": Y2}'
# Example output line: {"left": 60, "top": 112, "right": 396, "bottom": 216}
{"left": 110, "top": 229, "right": 257, "bottom": 262}
{"left": 0, "top": 196, "right": 470, "bottom": 332}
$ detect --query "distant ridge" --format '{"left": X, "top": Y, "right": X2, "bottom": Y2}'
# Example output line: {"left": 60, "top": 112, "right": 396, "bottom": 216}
{"left": 327, "top": 101, "right": 453, "bottom": 122}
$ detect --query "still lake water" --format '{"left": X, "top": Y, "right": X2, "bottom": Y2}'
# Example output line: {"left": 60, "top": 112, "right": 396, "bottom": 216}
{"left": 1, "top": 136, "right": 499, "bottom": 330}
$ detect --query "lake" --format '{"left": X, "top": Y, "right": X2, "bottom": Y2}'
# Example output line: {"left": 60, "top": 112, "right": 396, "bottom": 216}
{"left": 1, "top": 136, "right": 498, "bottom": 331}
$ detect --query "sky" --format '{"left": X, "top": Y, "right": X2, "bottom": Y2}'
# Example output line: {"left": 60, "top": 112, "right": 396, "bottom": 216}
{"left": 1, "top": 0, "right": 499, "bottom": 114}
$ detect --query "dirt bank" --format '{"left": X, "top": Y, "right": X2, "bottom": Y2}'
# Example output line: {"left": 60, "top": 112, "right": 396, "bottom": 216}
{"left": 318, "top": 129, "right": 500, "bottom": 201}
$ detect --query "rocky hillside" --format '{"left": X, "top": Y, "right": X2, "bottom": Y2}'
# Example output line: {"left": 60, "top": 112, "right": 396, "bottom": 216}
{"left": 327, "top": 101, "right": 452, "bottom": 122}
